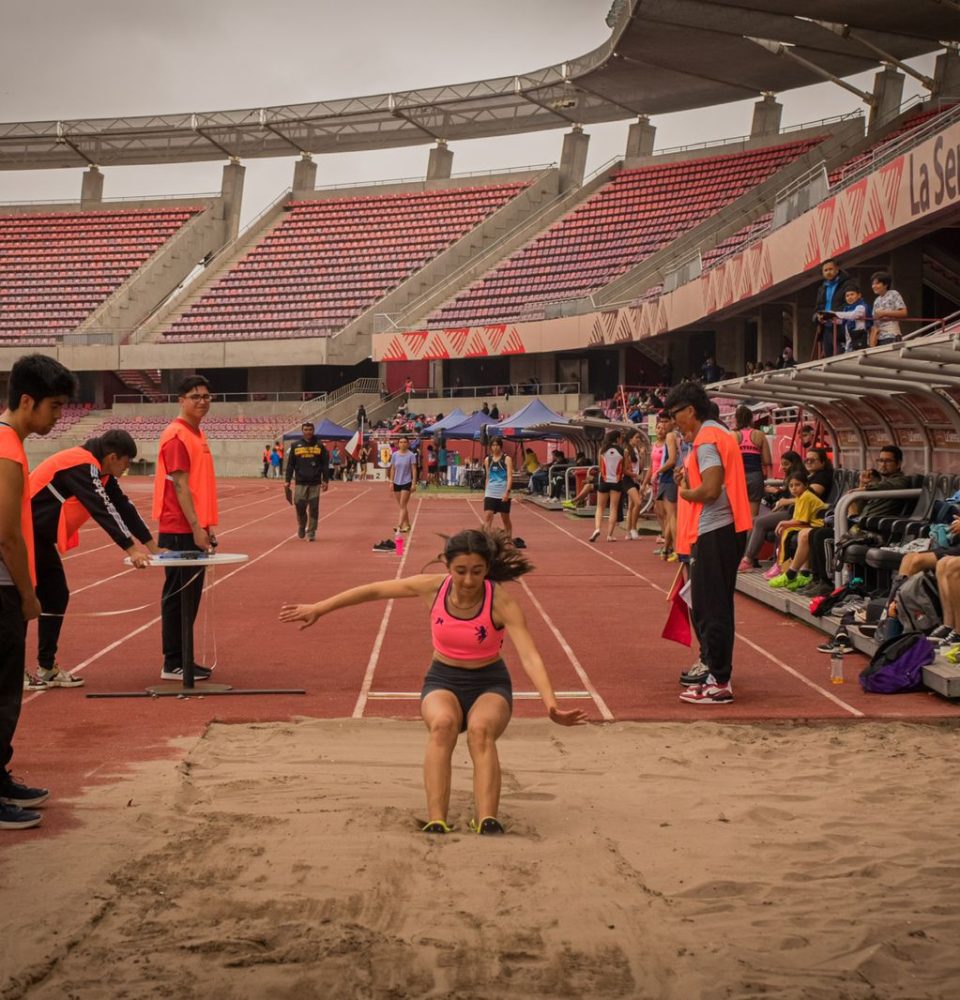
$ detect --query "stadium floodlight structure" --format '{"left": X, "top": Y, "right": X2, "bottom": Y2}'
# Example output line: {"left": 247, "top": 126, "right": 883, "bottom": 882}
{"left": 0, "top": 0, "right": 954, "bottom": 170}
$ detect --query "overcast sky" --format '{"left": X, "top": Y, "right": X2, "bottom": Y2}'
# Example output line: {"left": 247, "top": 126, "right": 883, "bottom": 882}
{"left": 0, "top": 0, "right": 938, "bottom": 225}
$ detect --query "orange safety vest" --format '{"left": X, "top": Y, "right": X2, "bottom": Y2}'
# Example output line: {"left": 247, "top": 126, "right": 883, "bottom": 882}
{"left": 152, "top": 419, "right": 218, "bottom": 528}
{"left": 0, "top": 423, "right": 35, "bottom": 584}
{"left": 675, "top": 423, "right": 753, "bottom": 557}
{"left": 29, "top": 446, "right": 114, "bottom": 553}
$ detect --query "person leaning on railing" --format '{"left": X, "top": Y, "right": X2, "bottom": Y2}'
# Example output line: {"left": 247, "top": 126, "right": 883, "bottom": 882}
{"left": 869, "top": 272, "right": 907, "bottom": 348}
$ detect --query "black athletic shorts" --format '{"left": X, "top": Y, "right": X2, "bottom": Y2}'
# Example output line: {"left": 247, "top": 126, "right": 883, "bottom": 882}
{"left": 657, "top": 479, "right": 678, "bottom": 503}
{"left": 483, "top": 496, "right": 512, "bottom": 513}
{"left": 393, "top": 482, "right": 412, "bottom": 493}
{"left": 597, "top": 479, "right": 623, "bottom": 494}
{"left": 421, "top": 659, "right": 513, "bottom": 731}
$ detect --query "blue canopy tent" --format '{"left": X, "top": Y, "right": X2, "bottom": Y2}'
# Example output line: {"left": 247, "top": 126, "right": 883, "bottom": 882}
{"left": 490, "top": 398, "right": 568, "bottom": 439}
{"left": 442, "top": 411, "right": 497, "bottom": 441}
{"left": 420, "top": 408, "right": 466, "bottom": 436}
{"left": 283, "top": 417, "right": 354, "bottom": 440}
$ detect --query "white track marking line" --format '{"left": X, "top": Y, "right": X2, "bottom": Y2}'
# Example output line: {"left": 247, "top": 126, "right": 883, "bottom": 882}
{"left": 522, "top": 504, "right": 864, "bottom": 717}
{"left": 62, "top": 491, "right": 279, "bottom": 562}
{"left": 23, "top": 491, "right": 368, "bottom": 703}
{"left": 465, "top": 498, "right": 614, "bottom": 721}
{"left": 352, "top": 498, "right": 424, "bottom": 719}
{"left": 65, "top": 497, "right": 307, "bottom": 597}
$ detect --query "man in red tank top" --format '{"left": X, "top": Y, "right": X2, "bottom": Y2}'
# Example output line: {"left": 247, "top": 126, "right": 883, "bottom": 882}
{"left": 0, "top": 354, "right": 76, "bottom": 831}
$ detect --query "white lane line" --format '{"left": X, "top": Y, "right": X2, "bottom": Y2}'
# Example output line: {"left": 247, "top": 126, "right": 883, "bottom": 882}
{"left": 65, "top": 496, "right": 307, "bottom": 597}
{"left": 62, "top": 490, "right": 281, "bottom": 561}
{"left": 352, "top": 499, "right": 424, "bottom": 719}
{"left": 23, "top": 492, "right": 367, "bottom": 703}
{"left": 522, "top": 504, "right": 864, "bottom": 717}
{"left": 466, "top": 499, "right": 614, "bottom": 721}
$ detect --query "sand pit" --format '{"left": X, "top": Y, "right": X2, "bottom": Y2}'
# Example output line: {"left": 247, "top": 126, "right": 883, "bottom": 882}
{"left": 3, "top": 718, "right": 960, "bottom": 999}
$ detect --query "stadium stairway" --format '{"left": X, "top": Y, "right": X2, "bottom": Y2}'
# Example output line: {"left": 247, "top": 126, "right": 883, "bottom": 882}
{"left": 129, "top": 187, "right": 293, "bottom": 345}
{"left": 115, "top": 369, "right": 164, "bottom": 401}
{"left": 71, "top": 202, "right": 225, "bottom": 344}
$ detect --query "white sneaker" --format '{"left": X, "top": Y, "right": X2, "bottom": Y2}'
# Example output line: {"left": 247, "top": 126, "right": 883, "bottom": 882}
{"left": 588, "top": 530, "right": 600, "bottom": 543}
{"left": 37, "top": 664, "right": 84, "bottom": 689}
{"left": 628, "top": 529, "right": 639, "bottom": 540}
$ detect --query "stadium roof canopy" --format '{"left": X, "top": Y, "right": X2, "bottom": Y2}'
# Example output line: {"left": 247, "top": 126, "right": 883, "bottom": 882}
{"left": 1, "top": 0, "right": 955, "bottom": 170}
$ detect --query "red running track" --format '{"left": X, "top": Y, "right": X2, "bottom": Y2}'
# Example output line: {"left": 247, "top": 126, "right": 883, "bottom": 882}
{"left": 8, "top": 478, "right": 958, "bottom": 841}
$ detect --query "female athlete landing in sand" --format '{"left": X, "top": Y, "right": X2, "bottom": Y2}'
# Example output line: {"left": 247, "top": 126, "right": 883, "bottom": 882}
{"left": 279, "top": 528, "right": 585, "bottom": 834}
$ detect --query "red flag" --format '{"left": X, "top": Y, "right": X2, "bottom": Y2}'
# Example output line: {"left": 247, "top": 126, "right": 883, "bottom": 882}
{"left": 661, "top": 565, "right": 692, "bottom": 646}
{"left": 345, "top": 429, "right": 361, "bottom": 459}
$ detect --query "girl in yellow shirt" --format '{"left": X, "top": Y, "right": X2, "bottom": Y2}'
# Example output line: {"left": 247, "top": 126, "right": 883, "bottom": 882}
{"left": 769, "top": 472, "right": 827, "bottom": 591}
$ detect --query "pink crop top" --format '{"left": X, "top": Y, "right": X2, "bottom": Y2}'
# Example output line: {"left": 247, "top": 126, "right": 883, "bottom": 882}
{"left": 430, "top": 577, "right": 504, "bottom": 661}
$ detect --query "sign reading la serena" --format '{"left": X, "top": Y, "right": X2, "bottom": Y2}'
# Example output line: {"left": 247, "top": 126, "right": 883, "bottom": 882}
{"left": 909, "top": 133, "right": 960, "bottom": 216}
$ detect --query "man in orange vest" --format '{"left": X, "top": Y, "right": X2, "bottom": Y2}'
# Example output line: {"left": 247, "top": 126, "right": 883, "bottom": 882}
{"left": 665, "top": 383, "right": 752, "bottom": 706}
{"left": 152, "top": 375, "right": 219, "bottom": 682}
{"left": 26, "top": 430, "right": 159, "bottom": 691}
{"left": 0, "top": 354, "right": 76, "bottom": 831}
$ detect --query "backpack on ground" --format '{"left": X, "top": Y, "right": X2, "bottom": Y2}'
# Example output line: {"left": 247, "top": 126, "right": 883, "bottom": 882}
{"left": 893, "top": 571, "right": 942, "bottom": 634}
{"left": 859, "top": 632, "right": 934, "bottom": 694}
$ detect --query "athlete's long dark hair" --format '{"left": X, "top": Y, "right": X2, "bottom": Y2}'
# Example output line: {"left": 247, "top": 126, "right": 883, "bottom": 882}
{"left": 430, "top": 528, "right": 533, "bottom": 582}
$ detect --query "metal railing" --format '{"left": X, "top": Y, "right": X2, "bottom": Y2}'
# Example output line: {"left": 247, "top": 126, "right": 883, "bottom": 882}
{"left": 111, "top": 390, "right": 328, "bottom": 405}
{"left": 297, "top": 377, "right": 384, "bottom": 414}
{"left": 0, "top": 191, "right": 220, "bottom": 207}
{"left": 409, "top": 381, "right": 581, "bottom": 399}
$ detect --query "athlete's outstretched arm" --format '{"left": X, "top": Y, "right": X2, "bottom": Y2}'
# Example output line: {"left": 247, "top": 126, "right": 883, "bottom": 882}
{"left": 280, "top": 573, "right": 443, "bottom": 630}
{"left": 494, "top": 589, "right": 586, "bottom": 726}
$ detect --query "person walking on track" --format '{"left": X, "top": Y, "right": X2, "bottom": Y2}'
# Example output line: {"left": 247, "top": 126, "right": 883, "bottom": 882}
{"left": 27, "top": 430, "right": 159, "bottom": 690}
{"left": 390, "top": 436, "right": 417, "bottom": 532}
{"left": 280, "top": 528, "right": 585, "bottom": 834}
{"left": 0, "top": 354, "right": 76, "bottom": 831}
{"left": 482, "top": 436, "right": 514, "bottom": 537}
{"left": 284, "top": 422, "right": 330, "bottom": 542}
{"left": 152, "top": 375, "right": 219, "bottom": 683}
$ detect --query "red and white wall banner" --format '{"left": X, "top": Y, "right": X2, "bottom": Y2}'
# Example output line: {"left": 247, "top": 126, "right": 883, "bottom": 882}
{"left": 373, "top": 117, "right": 960, "bottom": 363}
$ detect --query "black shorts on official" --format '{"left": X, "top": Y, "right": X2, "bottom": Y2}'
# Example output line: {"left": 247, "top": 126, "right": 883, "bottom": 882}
{"left": 393, "top": 482, "right": 412, "bottom": 493}
{"left": 483, "top": 496, "right": 511, "bottom": 513}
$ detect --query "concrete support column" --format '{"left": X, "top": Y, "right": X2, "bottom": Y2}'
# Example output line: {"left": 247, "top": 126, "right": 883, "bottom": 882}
{"left": 292, "top": 154, "right": 317, "bottom": 196}
{"left": 868, "top": 67, "right": 905, "bottom": 131}
{"left": 933, "top": 49, "right": 960, "bottom": 100}
{"left": 750, "top": 94, "right": 782, "bottom": 138}
{"left": 80, "top": 166, "right": 104, "bottom": 207}
{"left": 715, "top": 320, "right": 745, "bottom": 376}
{"left": 888, "top": 245, "right": 924, "bottom": 333}
{"left": 426, "top": 141, "right": 453, "bottom": 181}
{"left": 429, "top": 360, "right": 444, "bottom": 392}
{"left": 757, "top": 304, "right": 786, "bottom": 365}
{"left": 625, "top": 115, "right": 656, "bottom": 160}
{"left": 559, "top": 126, "right": 590, "bottom": 192}
{"left": 220, "top": 160, "right": 246, "bottom": 242}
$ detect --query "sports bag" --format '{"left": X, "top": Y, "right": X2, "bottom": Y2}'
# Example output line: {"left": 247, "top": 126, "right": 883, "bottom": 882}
{"left": 859, "top": 632, "right": 934, "bottom": 693}
{"left": 893, "top": 571, "right": 942, "bottom": 634}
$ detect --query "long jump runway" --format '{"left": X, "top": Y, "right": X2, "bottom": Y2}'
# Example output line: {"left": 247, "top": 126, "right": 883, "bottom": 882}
{"left": 10, "top": 477, "right": 959, "bottom": 840}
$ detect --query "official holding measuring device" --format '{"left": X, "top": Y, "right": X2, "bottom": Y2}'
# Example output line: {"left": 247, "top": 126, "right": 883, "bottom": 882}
{"left": 152, "top": 375, "right": 219, "bottom": 686}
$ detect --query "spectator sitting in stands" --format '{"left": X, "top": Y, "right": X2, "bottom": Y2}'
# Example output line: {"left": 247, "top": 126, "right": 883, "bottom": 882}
{"left": 563, "top": 467, "right": 598, "bottom": 509}
{"left": 489, "top": 404, "right": 500, "bottom": 421}
{"left": 800, "top": 445, "right": 910, "bottom": 597}
{"left": 869, "top": 272, "right": 908, "bottom": 348}
{"left": 768, "top": 470, "right": 828, "bottom": 591}
{"left": 481, "top": 402, "right": 490, "bottom": 415}
{"left": 776, "top": 346, "right": 796, "bottom": 369}
{"left": 523, "top": 448, "right": 540, "bottom": 478}
{"left": 529, "top": 450, "right": 564, "bottom": 496}
{"left": 739, "top": 450, "right": 804, "bottom": 571}
{"left": 574, "top": 451, "right": 591, "bottom": 466}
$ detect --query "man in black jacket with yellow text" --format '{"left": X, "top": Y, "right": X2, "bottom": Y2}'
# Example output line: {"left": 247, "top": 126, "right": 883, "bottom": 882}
{"left": 285, "top": 422, "right": 330, "bottom": 542}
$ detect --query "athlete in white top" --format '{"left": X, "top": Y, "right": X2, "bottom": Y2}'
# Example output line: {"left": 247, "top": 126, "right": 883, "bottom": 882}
{"left": 590, "top": 430, "right": 624, "bottom": 543}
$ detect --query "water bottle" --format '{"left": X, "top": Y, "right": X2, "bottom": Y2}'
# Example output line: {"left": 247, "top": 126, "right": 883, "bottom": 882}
{"left": 394, "top": 530, "right": 404, "bottom": 557}
{"left": 830, "top": 647, "right": 844, "bottom": 685}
